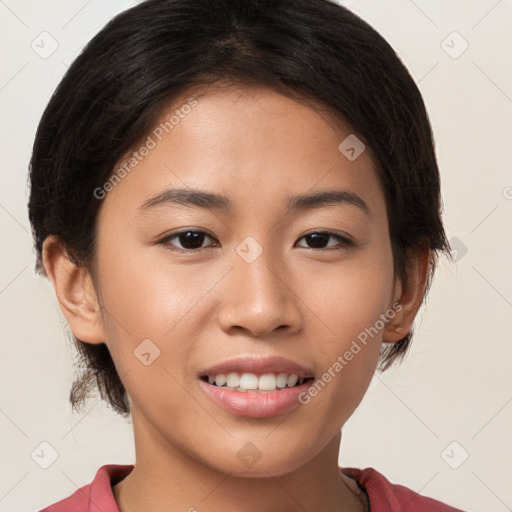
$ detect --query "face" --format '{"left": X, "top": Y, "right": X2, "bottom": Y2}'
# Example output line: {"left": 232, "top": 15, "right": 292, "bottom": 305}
{"left": 91, "top": 83, "right": 400, "bottom": 476}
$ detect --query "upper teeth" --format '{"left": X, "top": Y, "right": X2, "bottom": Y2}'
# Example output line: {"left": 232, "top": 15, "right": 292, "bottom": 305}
{"left": 207, "top": 372, "right": 303, "bottom": 391}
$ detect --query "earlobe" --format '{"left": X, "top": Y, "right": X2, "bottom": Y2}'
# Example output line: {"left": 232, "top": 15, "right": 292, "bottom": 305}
{"left": 383, "top": 242, "right": 430, "bottom": 343}
{"left": 42, "top": 235, "right": 106, "bottom": 344}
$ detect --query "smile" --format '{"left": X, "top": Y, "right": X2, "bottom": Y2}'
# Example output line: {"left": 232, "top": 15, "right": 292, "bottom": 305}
{"left": 200, "top": 372, "right": 310, "bottom": 392}
{"left": 198, "top": 373, "right": 315, "bottom": 418}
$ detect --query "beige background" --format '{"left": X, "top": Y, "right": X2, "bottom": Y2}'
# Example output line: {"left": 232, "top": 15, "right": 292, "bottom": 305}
{"left": 1, "top": 1, "right": 511, "bottom": 510}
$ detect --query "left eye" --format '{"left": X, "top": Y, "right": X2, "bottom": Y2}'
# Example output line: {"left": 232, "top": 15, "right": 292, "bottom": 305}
{"left": 159, "top": 230, "right": 353, "bottom": 252}
{"left": 296, "top": 231, "right": 354, "bottom": 250}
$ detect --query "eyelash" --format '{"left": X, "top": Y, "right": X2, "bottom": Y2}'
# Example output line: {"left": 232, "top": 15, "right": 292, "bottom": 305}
{"left": 157, "top": 229, "right": 354, "bottom": 253}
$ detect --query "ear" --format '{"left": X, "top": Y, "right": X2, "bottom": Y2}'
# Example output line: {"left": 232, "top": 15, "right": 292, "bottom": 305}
{"left": 383, "top": 241, "right": 430, "bottom": 343}
{"left": 42, "top": 235, "right": 106, "bottom": 344}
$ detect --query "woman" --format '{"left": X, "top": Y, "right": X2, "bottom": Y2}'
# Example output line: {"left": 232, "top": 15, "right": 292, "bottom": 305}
{"left": 30, "top": 0, "right": 462, "bottom": 510}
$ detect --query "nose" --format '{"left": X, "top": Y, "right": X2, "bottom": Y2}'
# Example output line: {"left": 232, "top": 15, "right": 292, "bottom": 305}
{"left": 216, "top": 246, "right": 303, "bottom": 338}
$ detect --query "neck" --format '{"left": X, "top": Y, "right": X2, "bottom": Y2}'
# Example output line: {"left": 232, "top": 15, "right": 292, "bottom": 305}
{"left": 113, "top": 407, "right": 365, "bottom": 512}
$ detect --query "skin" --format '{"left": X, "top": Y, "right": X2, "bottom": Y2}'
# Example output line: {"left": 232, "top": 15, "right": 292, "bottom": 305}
{"left": 43, "top": 82, "right": 429, "bottom": 512}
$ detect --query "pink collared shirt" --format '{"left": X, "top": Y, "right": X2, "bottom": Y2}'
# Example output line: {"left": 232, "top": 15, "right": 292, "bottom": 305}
{"left": 39, "top": 464, "right": 464, "bottom": 511}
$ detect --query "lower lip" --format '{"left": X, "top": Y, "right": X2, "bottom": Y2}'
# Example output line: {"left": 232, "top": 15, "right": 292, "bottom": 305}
{"left": 198, "top": 378, "right": 314, "bottom": 418}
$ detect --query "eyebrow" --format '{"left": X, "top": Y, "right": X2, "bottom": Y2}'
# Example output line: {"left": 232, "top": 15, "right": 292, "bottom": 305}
{"left": 138, "top": 187, "right": 370, "bottom": 216}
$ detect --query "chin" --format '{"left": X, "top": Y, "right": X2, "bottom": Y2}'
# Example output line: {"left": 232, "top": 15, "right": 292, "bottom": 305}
{"left": 200, "top": 441, "right": 315, "bottom": 478}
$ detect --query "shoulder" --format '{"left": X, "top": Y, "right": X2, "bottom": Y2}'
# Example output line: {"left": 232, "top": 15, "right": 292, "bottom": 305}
{"left": 38, "top": 464, "right": 134, "bottom": 512}
{"left": 340, "top": 466, "right": 465, "bottom": 512}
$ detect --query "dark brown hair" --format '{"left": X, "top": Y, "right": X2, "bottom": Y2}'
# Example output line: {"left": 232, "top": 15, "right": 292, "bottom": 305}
{"left": 28, "top": 0, "right": 452, "bottom": 417}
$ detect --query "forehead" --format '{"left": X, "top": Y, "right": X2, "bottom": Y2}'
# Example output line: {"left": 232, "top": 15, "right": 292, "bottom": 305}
{"left": 99, "top": 83, "right": 386, "bottom": 221}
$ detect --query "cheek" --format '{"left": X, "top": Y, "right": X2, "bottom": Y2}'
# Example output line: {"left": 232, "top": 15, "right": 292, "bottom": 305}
{"left": 300, "top": 243, "right": 395, "bottom": 340}
{"left": 96, "top": 234, "right": 209, "bottom": 336}
{"left": 93, "top": 244, "right": 205, "bottom": 413}
{"left": 94, "top": 234, "right": 229, "bottom": 395}
{"left": 299, "top": 275, "right": 387, "bottom": 429}
{"left": 299, "top": 245, "right": 394, "bottom": 410}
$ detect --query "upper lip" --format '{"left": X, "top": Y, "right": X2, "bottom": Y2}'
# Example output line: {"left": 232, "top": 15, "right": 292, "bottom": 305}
{"left": 198, "top": 356, "right": 315, "bottom": 379}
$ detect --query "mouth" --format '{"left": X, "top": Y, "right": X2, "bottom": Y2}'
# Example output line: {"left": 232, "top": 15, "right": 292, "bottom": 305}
{"left": 198, "top": 369, "right": 316, "bottom": 418}
{"left": 197, "top": 355, "right": 315, "bottom": 393}
{"left": 199, "top": 373, "right": 315, "bottom": 393}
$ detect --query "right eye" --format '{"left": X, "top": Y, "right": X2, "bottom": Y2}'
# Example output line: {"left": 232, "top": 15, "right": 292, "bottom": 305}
{"left": 158, "top": 229, "right": 220, "bottom": 252}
